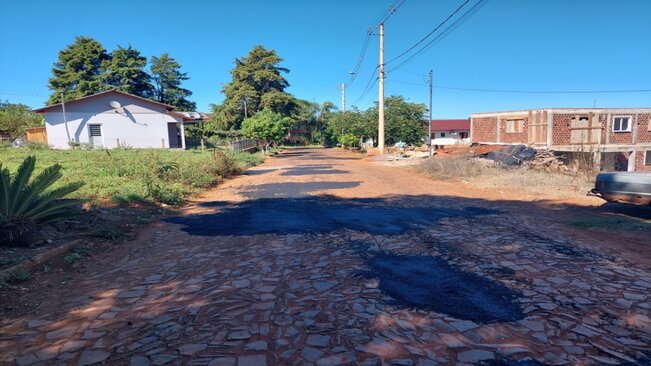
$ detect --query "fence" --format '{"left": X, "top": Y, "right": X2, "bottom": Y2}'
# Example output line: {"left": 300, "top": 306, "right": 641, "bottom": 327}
{"left": 231, "top": 138, "right": 258, "bottom": 151}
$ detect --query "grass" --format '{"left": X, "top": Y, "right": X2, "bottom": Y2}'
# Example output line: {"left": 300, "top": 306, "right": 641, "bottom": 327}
{"left": 567, "top": 217, "right": 651, "bottom": 232}
{"left": 0, "top": 147, "right": 264, "bottom": 205}
{"left": 416, "top": 155, "right": 595, "bottom": 197}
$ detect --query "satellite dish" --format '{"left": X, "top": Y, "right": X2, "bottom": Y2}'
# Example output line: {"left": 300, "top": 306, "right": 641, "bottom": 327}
{"left": 110, "top": 100, "right": 121, "bottom": 109}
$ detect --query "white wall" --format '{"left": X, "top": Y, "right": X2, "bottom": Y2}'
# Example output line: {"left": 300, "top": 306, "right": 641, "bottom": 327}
{"left": 43, "top": 93, "right": 183, "bottom": 149}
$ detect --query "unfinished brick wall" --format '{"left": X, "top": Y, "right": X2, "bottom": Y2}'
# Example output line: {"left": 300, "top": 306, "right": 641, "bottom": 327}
{"left": 599, "top": 114, "right": 608, "bottom": 144}
{"left": 499, "top": 115, "right": 528, "bottom": 143}
{"left": 636, "top": 113, "right": 651, "bottom": 143}
{"left": 551, "top": 114, "right": 572, "bottom": 145}
{"left": 471, "top": 117, "right": 497, "bottom": 143}
{"left": 635, "top": 151, "right": 651, "bottom": 171}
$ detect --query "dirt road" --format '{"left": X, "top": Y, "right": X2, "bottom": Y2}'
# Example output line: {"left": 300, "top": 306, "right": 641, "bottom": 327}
{"left": 2, "top": 148, "right": 650, "bottom": 365}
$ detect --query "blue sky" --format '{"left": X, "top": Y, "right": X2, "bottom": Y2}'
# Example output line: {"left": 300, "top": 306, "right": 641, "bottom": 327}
{"left": 1, "top": 0, "right": 649, "bottom": 118}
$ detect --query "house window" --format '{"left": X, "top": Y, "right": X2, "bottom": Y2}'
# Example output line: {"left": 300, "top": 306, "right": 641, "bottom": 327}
{"left": 612, "top": 116, "right": 632, "bottom": 132}
{"left": 646, "top": 151, "right": 651, "bottom": 165}
{"left": 440, "top": 132, "right": 446, "bottom": 137}
{"left": 506, "top": 119, "right": 524, "bottom": 133}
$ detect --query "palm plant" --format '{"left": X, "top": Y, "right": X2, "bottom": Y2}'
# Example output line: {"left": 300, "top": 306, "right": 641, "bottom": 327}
{"left": 0, "top": 156, "right": 84, "bottom": 246}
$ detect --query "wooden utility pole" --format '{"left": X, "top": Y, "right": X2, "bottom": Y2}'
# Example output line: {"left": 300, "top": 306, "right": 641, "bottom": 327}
{"left": 428, "top": 70, "right": 433, "bottom": 157}
{"left": 341, "top": 82, "right": 346, "bottom": 112}
{"left": 61, "top": 92, "right": 72, "bottom": 143}
{"left": 378, "top": 23, "right": 385, "bottom": 154}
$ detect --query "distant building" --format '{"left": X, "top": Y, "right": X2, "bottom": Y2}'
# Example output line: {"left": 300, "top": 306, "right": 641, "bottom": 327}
{"left": 430, "top": 119, "right": 471, "bottom": 147}
{"left": 32, "top": 90, "right": 203, "bottom": 149}
{"left": 470, "top": 108, "right": 651, "bottom": 172}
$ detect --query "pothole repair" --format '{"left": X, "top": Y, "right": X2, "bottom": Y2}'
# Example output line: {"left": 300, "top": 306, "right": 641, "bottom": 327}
{"left": 361, "top": 253, "right": 524, "bottom": 323}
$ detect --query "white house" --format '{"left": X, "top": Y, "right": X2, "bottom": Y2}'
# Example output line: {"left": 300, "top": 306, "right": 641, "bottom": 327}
{"left": 33, "top": 90, "right": 195, "bottom": 149}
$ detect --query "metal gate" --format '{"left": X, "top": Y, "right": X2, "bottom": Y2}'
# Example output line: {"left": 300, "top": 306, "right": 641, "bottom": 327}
{"left": 88, "top": 124, "right": 103, "bottom": 148}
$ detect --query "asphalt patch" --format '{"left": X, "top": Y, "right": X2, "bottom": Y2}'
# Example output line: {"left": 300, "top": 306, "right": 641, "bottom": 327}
{"left": 361, "top": 253, "right": 524, "bottom": 323}
{"left": 169, "top": 196, "right": 496, "bottom": 236}
{"left": 281, "top": 165, "right": 350, "bottom": 176}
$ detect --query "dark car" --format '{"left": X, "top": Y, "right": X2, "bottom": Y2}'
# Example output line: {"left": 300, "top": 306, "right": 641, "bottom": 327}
{"left": 590, "top": 172, "right": 651, "bottom": 205}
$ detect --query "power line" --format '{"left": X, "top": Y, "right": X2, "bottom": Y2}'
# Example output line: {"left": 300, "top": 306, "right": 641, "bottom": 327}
{"left": 348, "top": 0, "right": 406, "bottom": 86}
{"left": 386, "top": 0, "right": 471, "bottom": 65}
{"left": 377, "top": 0, "right": 406, "bottom": 27}
{"left": 351, "top": 67, "right": 379, "bottom": 106}
{"left": 389, "top": 80, "right": 651, "bottom": 93}
{"left": 348, "top": 28, "right": 373, "bottom": 86}
{"left": 434, "top": 86, "right": 651, "bottom": 94}
{"left": 388, "top": 0, "right": 489, "bottom": 73}
{"left": 391, "top": 79, "right": 428, "bottom": 86}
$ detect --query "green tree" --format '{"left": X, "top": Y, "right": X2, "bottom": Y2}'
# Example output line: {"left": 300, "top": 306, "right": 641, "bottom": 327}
{"left": 366, "top": 96, "right": 427, "bottom": 145}
{"left": 241, "top": 109, "right": 293, "bottom": 153}
{"left": 326, "top": 110, "right": 375, "bottom": 146}
{"left": 0, "top": 101, "right": 43, "bottom": 139}
{"left": 211, "top": 45, "right": 291, "bottom": 130}
{"left": 101, "top": 45, "right": 154, "bottom": 97}
{"left": 47, "top": 36, "right": 110, "bottom": 104}
{"left": 150, "top": 54, "right": 196, "bottom": 111}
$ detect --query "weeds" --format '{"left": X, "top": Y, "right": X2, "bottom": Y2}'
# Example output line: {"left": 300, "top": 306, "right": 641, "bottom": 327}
{"left": 416, "top": 155, "right": 487, "bottom": 180}
{"left": 64, "top": 252, "right": 82, "bottom": 264}
{"left": 0, "top": 269, "right": 32, "bottom": 287}
{"left": 416, "top": 155, "right": 595, "bottom": 195}
{"left": 0, "top": 149, "right": 264, "bottom": 206}
{"left": 64, "top": 245, "right": 92, "bottom": 264}
{"left": 567, "top": 217, "right": 650, "bottom": 232}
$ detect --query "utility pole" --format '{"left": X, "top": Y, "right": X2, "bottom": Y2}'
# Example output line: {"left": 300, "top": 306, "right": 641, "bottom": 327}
{"left": 378, "top": 22, "right": 385, "bottom": 154}
{"left": 340, "top": 82, "right": 346, "bottom": 112}
{"left": 428, "top": 70, "right": 433, "bottom": 157}
{"left": 61, "top": 92, "right": 71, "bottom": 143}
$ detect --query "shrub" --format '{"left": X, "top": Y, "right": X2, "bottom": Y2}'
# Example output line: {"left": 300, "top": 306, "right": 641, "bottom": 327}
{"left": 338, "top": 133, "right": 358, "bottom": 148}
{"left": 0, "top": 156, "right": 84, "bottom": 246}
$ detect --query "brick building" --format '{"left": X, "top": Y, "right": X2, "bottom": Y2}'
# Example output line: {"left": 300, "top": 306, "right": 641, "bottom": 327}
{"left": 470, "top": 108, "right": 651, "bottom": 172}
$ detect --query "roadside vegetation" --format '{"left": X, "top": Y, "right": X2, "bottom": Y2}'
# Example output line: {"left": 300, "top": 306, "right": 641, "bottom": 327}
{"left": 1, "top": 156, "right": 84, "bottom": 246}
{"left": 416, "top": 154, "right": 595, "bottom": 197}
{"left": 0, "top": 146, "right": 263, "bottom": 206}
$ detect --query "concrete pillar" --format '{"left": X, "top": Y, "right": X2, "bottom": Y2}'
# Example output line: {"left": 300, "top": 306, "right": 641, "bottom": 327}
{"left": 180, "top": 121, "right": 186, "bottom": 150}
{"left": 628, "top": 151, "right": 636, "bottom": 172}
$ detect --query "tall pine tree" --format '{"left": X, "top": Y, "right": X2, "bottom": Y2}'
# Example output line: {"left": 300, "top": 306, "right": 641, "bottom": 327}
{"left": 150, "top": 54, "right": 196, "bottom": 111}
{"left": 47, "top": 36, "right": 110, "bottom": 104}
{"left": 101, "top": 45, "right": 154, "bottom": 98}
{"left": 211, "top": 45, "right": 292, "bottom": 130}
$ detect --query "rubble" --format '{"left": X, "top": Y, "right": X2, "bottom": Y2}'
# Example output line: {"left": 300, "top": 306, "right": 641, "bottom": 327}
{"left": 481, "top": 145, "right": 568, "bottom": 171}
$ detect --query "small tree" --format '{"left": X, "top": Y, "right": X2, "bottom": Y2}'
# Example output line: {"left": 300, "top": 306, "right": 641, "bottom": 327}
{"left": 0, "top": 101, "right": 43, "bottom": 139}
{"left": 241, "top": 109, "right": 293, "bottom": 153}
{"left": 338, "top": 134, "right": 358, "bottom": 148}
{"left": 366, "top": 96, "right": 427, "bottom": 146}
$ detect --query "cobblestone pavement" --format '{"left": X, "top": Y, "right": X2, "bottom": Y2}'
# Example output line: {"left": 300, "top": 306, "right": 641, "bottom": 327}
{"left": 2, "top": 148, "right": 650, "bottom": 366}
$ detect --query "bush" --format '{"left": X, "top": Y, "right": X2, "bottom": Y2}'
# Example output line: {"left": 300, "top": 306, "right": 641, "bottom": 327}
{"left": 338, "top": 133, "right": 358, "bottom": 148}
{"left": 0, "top": 156, "right": 84, "bottom": 246}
